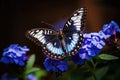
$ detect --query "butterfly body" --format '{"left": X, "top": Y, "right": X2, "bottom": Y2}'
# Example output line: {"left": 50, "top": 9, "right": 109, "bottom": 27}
{"left": 26, "top": 8, "right": 87, "bottom": 60}
{"left": 57, "top": 29, "right": 67, "bottom": 52}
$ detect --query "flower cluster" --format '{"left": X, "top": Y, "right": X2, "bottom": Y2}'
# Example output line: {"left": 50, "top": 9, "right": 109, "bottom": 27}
{"left": 43, "top": 57, "right": 68, "bottom": 72}
{"left": 0, "top": 44, "right": 29, "bottom": 66}
{"left": 77, "top": 21, "right": 120, "bottom": 60}
{"left": 78, "top": 33, "right": 106, "bottom": 60}
{"left": 44, "top": 21, "right": 120, "bottom": 72}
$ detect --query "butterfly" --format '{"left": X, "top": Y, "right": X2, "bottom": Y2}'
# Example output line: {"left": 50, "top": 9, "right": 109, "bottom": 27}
{"left": 26, "top": 8, "right": 87, "bottom": 60}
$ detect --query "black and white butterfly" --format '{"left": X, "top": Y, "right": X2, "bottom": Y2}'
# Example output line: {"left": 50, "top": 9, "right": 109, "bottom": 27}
{"left": 26, "top": 8, "right": 87, "bottom": 60}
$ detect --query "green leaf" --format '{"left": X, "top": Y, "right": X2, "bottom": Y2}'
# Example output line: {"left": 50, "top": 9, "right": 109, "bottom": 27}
{"left": 26, "top": 67, "right": 40, "bottom": 74}
{"left": 68, "top": 70, "right": 82, "bottom": 80}
{"left": 86, "top": 66, "right": 109, "bottom": 80}
{"left": 26, "top": 54, "right": 35, "bottom": 70}
{"left": 68, "top": 73, "right": 80, "bottom": 80}
{"left": 35, "top": 70, "right": 46, "bottom": 80}
{"left": 98, "top": 54, "right": 119, "bottom": 60}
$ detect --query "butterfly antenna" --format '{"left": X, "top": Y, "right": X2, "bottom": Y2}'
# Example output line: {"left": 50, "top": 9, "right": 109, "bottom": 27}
{"left": 41, "top": 21, "right": 54, "bottom": 27}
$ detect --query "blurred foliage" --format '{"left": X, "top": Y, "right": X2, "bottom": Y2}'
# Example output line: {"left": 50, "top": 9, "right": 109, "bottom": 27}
{"left": 24, "top": 54, "right": 46, "bottom": 80}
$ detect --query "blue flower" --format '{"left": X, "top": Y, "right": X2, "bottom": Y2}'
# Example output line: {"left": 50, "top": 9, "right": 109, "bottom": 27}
{"left": 27, "top": 73, "right": 37, "bottom": 80}
{"left": 78, "top": 33, "right": 105, "bottom": 60}
{"left": 109, "top": 21, "right": 120, "bottom": 32}
{"left": 0, "top": 44, "right": 29, "bottom": 66}
{"left": 90, "top": 33, "right": 106, "bottom": 49}
{"left": 43, "top": 57, "right": 68, "bottom": 72}
{"left": 77, "top": 21, "right": 120, "bottom": 60}
{"left": 71, "top": 53, "right": 84, "bottom": 65}
{"left": 100, "top": 21, "right": 120, "bottom": 39}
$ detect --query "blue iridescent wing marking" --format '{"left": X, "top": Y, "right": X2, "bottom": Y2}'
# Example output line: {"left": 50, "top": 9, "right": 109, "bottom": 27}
{"left": 26, "top": 28, "right": 66, "bottom": 59}
{"left": 63, "top": 8, "right": 86, "bottom": 55}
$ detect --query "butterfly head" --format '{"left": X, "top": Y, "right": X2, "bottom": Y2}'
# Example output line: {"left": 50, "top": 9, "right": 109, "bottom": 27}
{"left": 58, "top": 29, "right": 63, "bottom": 35}
{"left": 57, "top": 29, "right": 64, "bottom": 40}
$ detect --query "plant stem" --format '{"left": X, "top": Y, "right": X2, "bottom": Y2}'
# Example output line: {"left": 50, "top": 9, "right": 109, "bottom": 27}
{"left": 92, "top": 71, "right": 97, "bottom": 80}
{"left": 90, "top": 59, "right": 97, "bottom": 80}
{"left": 90, "top": 59, "right": 96, "bottom": 70}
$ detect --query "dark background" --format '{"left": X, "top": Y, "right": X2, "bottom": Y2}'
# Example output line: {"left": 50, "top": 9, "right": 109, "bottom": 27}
{"left": 0, "top": 0, "right": 120, "bottom": 79}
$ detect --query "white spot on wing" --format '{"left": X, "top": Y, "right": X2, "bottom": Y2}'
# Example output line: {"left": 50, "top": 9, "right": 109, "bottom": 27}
{"left": 69, "top": 37, "right": 71, "bottom": 40}
{"left": 50, "top": 31, "right": 52, "bottom": 34}
{"left": 78, "top": 10, "right": 84, "bottom": 13}
{"left": 38, "top": 35, "right": 44, "bottom": 41}
{"left": 67, "top": 44, "right": 71, "bottom": 52}
{"left": 67, "top": 21, "right": 71, "bottom": 25}
{"left": 74, "top": 19, "right": 80, "bottom": 23}
{"left": 73, "top": 33, "right": 79, "bottom": 42}
{"left": 54, "top": 42, "right": 56, "bottom": 46}
{"left": 74, "top": 22, "right": 80, "bottom": 26}
{"left": 30, "top": 31, "right": 35, "bottom": 36}
{"left": 70, "top": 40, "right": 75, "bottom": 48}
{"left": 76, "top": 26, "right": 80, "bottom": 30}
{"left": 74, "top": 13, "right": 77, "bottom": 16}
{"left": 41, "top": 38, "right": 46, "bottom": 44}
{"left": 71, "top": 40, "right": 75, "bottom": 44}
{"left": 71, "top": 16, "right": 77, "bottom": 20}
{"left": 44, "top": 30, "right": 47, "bottom": 34}
{"left": 34, "top": 30, "right": 43, "bottom": 38}
{"left": 66, "top": 24, "right": 68, "bottom": 27}
{"left": 36, "top": 30, "right": 39, "bottom": 33}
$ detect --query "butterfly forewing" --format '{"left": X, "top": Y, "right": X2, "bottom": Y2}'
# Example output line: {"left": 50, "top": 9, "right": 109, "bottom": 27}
{"left": 63, "top": 8, "right": 86, "bottom": 33}
{"left": 26, "top": 28, "right": 57, "bottom": 46}
{"left": 26, "top": 28, "right": 66, "bottom": 60}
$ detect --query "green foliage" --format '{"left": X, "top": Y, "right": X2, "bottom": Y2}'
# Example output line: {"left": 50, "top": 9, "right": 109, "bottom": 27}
{"left": 35, "top": 70, "right": 46, "bottom": 79}
{"left": 24, "top": 54, "right": 46, "bottom": 80}
{"left": 86, "top": 66, "right": 109, "bottom": 80}
{"left": 68, "top": 72, "right": 81, "bottom": 80}
{"left": 55, "top": 54, "right": 118, "bottom": 80}
{"left": 25, "top": 67, "right": 40, "bottom": 74}
{"left": 26, "top": 54, "right": 35, "bottom": 70}
{"left": 98, "top": 54, "right": 119, "bottom": 60}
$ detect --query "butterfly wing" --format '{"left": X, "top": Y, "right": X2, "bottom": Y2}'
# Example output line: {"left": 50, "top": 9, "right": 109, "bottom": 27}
{"left": 63, "top": 8, "right": 87, "bottom": 33}
{"left": 26, "top": 28, "right": 65, "bottom": 60}
{"left": 63, "top": 8, "right": 87, "bottom": 56}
